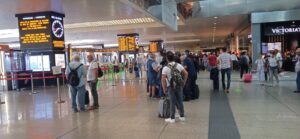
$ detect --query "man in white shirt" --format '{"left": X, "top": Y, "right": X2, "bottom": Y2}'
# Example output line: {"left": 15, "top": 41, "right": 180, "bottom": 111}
{"left": 136, "top": 54, "right": 144, "bottom": 78}
{"left": 87, "top": 54, "right": 99, "bottom": 110}
{"left": 161, "top": 51, "right": 188, "bottom": 123}
{"left": 275, "top": 49, "right": 283, "bottom": 69}
{"left": 218, "top": 48, "right": 232, "bottom": 93}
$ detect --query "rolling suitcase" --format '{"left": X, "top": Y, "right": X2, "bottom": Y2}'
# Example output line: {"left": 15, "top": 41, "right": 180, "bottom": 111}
{"left": 210, "top": 68, "right": 219, "bottom": 90}
{"left": 194, "top": 85, "right": 200, "bottom": 99}
{"left": 243, "top": 73, "right": 252, "bottom": 83}
{"left": 158, "top": 97, "right": 170, "bottom": 118}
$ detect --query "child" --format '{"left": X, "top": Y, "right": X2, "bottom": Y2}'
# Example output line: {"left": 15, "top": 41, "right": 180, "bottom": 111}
{"left": 255, "top": 54, "right": 265, "bottom": 85}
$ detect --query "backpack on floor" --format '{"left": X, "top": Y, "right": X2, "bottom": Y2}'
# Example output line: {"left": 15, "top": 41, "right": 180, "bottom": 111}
{"left": 158, "top": 97, "right": 170, "bottom": 118}
{"left": 68, "top": 64, "right": 83, "bottom": 86}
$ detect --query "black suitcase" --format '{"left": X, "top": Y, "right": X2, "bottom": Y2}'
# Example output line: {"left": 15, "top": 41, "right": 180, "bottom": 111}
{"left": 85, "top": 90, "right": 90, "bottom": 105}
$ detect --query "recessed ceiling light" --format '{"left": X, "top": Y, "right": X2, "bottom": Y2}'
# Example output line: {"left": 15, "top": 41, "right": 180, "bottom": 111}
{"left": 214, "top": 16, "right": 218, "bottom": 19}
{"left": 214, "top": 23, "right": 217, "bottom": 25}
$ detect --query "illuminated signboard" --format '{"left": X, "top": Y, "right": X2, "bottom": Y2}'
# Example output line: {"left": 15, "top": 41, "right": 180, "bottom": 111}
{"left": 149, "top": 40, "right": 163, "bottom": 53}
{"left": 16, "top": 12, "right": 65, "bottom": 50}
{"left": 117, "top": 33, "right": 139, "bottom": 52}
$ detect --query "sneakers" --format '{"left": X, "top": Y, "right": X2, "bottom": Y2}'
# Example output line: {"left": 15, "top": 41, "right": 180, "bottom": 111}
{"left": 165, "top": 118, "right": 175, "bottom": 123}
{"left": 179, "top": 117, "right": 186, "bottom": 121}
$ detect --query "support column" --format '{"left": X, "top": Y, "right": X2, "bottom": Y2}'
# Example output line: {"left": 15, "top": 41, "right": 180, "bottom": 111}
{"left": 251, "top": 23, "right": 261, "bottom": 66}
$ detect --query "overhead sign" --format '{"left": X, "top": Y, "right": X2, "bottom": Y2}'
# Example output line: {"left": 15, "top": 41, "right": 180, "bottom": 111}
{"left": 16, "top": 12, "right": 65, "bottom": 50}
{"left": 117, "top": 33, "right": 139, "bottom": 52}
{"left": 265, "top": 26, "right": 300, "bottom": 36}
{"left": 149, "top": 40, "right": 163, "bottom": 53}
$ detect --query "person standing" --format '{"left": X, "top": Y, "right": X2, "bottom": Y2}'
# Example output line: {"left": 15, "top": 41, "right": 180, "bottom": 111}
{"left": 161, "top": 51, "right": 188, "bottom": 123}
{"left": 147, "top": 53, "right": 159, "bottom": 98}
{"left": 218, "top": 48, "right": 232, "bottom": 93}
{"left": 136, "top": 54, "right": 144, "bottom": 78}
{"left": 294, "top": 50, "right": 300, "bottom": 93}
{"left": 65, "top": 55, "right": 87, "bottom": 113}
{"left": 181, "top": 53, "right": 197, "bottom": 101}
{"left": 239, "top": 52, "right": 249, "bottom": 79}
{"left": 268, "top": 51, "right": 280, "bottom": 86}
{"left": 255, "top": 55, "right": 265, "bottom": 85}
{"left": 275, "top": 49, "right": 283, "bottom": 70}
{"left": 86, "top": 54, "right": 99, "bottom": 110}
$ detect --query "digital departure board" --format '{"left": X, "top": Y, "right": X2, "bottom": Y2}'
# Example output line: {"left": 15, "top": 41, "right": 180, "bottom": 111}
{"left": 16, "top": 12, "right": 65, "bottom": 50}
{"left": 117, "top": 33, "right": 139, "bottom": 52}
{"left": 149, "top": 40, "right": 163, "bottom": 53}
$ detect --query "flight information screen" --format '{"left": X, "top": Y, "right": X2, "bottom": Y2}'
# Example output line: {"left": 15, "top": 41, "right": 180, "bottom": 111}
{"left": 117, "top": 34, "right": 139, "bottom": 52}
{"left": 16, "top": 12, "right": 65, "bottom": 50}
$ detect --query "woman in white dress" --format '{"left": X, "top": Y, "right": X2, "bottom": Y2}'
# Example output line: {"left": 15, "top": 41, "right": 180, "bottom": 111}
{"left": 255, "top": 55, "right": 265, "bottom": 85}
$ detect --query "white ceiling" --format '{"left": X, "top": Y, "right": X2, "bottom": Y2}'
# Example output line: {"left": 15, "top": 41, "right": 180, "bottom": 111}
{"left": 0, "top": 0, "right": 297, "bottom": 48}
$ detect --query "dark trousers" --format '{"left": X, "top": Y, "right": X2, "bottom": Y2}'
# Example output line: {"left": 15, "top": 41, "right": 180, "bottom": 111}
{"left": 240, "top": 65, "right": 249, "bottom": 79}
{"left": 221, "top": 68, "right": 231, "bottom": 90}
{"left": 183, "top": 78, "right": 191, "bottom": 100}
{"left": 190, "top": 76, "right": 197, "bottom": 99}
{"left": 265, "top": 71, "right": 269, "bottom": 81}
{"left": 210, "top": 67, "right": 219, "bottom": 90}
{"left": 297, "top": 72, "right": 300, "bottom": 91}
{"left": 89, "top": 81, "right": 99, "bottom": 107}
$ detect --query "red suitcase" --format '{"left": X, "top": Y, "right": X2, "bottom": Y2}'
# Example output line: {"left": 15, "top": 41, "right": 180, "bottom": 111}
{"left": 243, "top": 73, "right": 252, "bottom": 83}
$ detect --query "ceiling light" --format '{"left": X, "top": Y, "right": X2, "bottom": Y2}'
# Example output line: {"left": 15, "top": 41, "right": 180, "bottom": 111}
{"left": 214, "top": 23, "right": 217, "bottom": 25}
{"left": 214, "top": 16, "right": 218, "bottom": 19}
{"left": 71, "top": 45, "right": 94, "bottom": 49}
{"left": 65, "top": 17, "right": 155, "bottom": 29}
{"left": 66, "top": 39, "right": 101, "bottom": 45}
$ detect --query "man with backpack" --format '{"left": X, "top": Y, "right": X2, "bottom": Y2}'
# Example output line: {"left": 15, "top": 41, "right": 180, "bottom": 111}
{"left": 161, "top": 51, "right": 188, "bottom": 123}
{"left": 65, "top": 55, "right": 87, "bottom": 113}
{"left": 86, "top": 54, "right": 99, "bottom": 110}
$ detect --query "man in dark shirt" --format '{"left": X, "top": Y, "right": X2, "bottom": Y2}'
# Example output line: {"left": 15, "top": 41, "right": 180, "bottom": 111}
{"left": 182, "top": 53, "right": 197, "bottom": 100}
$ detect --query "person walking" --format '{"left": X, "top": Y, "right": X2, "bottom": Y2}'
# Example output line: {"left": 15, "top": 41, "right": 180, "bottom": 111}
{"left": 239, "top": 51, "right": 249, "bottom": 79}
{"left": 294, "top": 50, "right": 300, "bottom": 93}
{"left": 136, "top": 54, "right": 144, "bottom": 78}
{"left": 161, "top": 51, "right": 188, "bottom": 123}
{"left": 86, "top": 54, "right": 99, "bottom": 110}
{"left": 255, "top": 54, "right": 265, "bottom": 85}
{"left": 268, "top": 51, "right": 280, "bottom": 86}
{"left": 65, "top": 55, "right": 87, "bottom": 113}
{"left": 208, "top": 52, "right": 219, "bottom": 90}
{"left": 218, "top": 48, "right": 232, "bottom": 93}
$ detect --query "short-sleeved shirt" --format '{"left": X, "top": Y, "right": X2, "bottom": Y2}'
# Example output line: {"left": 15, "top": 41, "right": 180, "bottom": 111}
{"left": 231, "top": 54, "right": 238, "bottom": 61}
{"left": 183, "top": 58, "right": 196, "bottom": 78}
{"left": 208, "top": 55, "right": 217, "bottom": 66}
{"left": 268, "top": 57, "right": 278, "bottom": 67}
{"left": 65, "top": 61, "right": 87, "bottom": 87}
{"left": 87, "top": 61, "right": 98, "bottom": 81}
{"left": 218, "top": 53, "right": 231, "bottom": 69}
{"left": 162, "top": 62, "right": 185, "bottom": 86}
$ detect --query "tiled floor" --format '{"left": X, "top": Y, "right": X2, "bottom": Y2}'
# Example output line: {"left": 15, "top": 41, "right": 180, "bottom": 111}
{"left": 0, "top": 72, "right": 300, "bottom": 139}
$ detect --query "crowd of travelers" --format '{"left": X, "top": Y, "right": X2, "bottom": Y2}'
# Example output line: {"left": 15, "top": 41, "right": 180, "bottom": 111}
{"left": 64, "top": 48, "right": 300, "bottom": 124}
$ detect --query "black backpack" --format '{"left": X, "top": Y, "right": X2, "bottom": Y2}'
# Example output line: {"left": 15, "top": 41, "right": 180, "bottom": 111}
{"left": 68, "top": 64, "right": 83, "bottom": 86}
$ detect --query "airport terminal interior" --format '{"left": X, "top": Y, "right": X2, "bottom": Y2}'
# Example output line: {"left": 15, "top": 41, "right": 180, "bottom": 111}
{"left": 1, "top": 0, "right": 300, "bottom": 139}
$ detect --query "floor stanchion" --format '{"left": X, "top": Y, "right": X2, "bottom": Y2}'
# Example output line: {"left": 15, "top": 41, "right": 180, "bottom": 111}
{"left": 56, "top": 76, "right": 65, "bottom": 104}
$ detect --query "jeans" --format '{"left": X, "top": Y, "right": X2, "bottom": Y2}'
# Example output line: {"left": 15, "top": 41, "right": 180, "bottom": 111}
{"left": 89, "top": 81, "right": 99, "bottom": 107}
{"left": 221, "top": 68, "right": 231, "bottom": 90}
{"left": 240, "top": 64, "right": 249, "bottom": 79}
{"left": 70, "top": 85, "right": 86, "bottom": 111}
{"left": 138, "top": 63, "right": 143, "bottom": 78}
{"left": 269, "top": 67, "right": 279, "bottom": 84}
{"left": 168, "top": 86, "right": 184, "bottom": 119}
{"left": 297, "top": 72, "right": 300, "bottom": 91}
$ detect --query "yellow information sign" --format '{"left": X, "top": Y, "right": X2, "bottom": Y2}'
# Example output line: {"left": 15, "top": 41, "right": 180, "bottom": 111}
{"left": 118, "top": 35, "right": 138, "bottom": 52}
